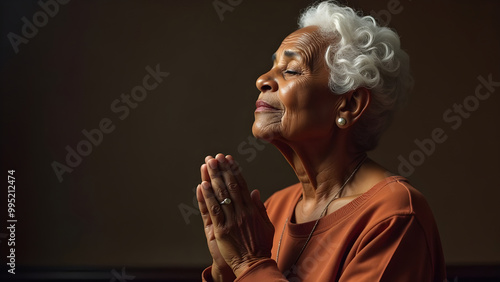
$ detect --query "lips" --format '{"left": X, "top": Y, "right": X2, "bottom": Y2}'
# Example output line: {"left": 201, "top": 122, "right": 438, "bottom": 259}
{"left": 255, "top": 100, "right": 279, "bottom": 112}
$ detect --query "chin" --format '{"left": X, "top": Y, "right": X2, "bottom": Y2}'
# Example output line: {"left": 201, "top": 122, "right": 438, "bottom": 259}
{"left": 252, "top": 120, "right": 280, "bottom": 142}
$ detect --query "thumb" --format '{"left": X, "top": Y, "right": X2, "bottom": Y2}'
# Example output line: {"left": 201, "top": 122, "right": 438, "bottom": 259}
{"left": 251, "top": 189, "right": 271, "bottom": 224}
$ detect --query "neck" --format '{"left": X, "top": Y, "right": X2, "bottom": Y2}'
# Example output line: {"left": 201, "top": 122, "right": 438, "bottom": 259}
{"left": 272, "top": 133, "right": 366, "bottom": 207}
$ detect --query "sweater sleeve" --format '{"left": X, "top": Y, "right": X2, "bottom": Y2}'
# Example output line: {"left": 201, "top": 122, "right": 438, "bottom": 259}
{"left": 339, "top": 214, "right": 444, "bottom": 282}
{"left": 201, "top": 259, "right": 288, "bottom": 282}
{"left": 234, "top": 258, "right": 288, "bottom": 282}
{"left": 201, "top": 266, "right": 213, "bottom": 282}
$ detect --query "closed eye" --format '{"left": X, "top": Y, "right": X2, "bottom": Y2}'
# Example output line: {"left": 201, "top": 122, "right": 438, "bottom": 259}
{"left": 284, "top": 70, "right": 301, "bottom": 75}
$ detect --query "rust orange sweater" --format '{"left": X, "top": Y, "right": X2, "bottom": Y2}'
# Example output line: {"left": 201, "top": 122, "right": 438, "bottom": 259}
{"left": 203, "top": 176, "right": 446, "bottom": 281}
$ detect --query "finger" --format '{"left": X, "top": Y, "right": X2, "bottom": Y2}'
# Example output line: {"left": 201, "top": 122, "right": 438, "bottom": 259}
{"left": 201, "top": 164, "right": 210, "bottom": 182}
{"left": 196, "top": 184, "right": 212, "bottom": 228}
{"left": 225, "top": 155, "right": 243, "bottom": 177}
{"left": 215, "top": 154, "right": 245, "bottom": 209}
{"left": 226, "top": 155, "right": 252, "bottom": 205}
{"left": 205, "top": 155, "right": 214, "bottom": 163}
{"left": 206, "top": 156, "right": 234, "bottom": 216}
{"left": 201, "top": 155, "right": 214, "bottom": 182}
{"left": 251, "top": 189, "right": 272, "bottom": 225}
{"left": 201, "top": 181, "right": 226, "bottom": 227}
{"left": 225, "top": 155, "right": 246, "bottom": 185}
{"left": 197, "top": 185, "right": 219, "bottom": 248}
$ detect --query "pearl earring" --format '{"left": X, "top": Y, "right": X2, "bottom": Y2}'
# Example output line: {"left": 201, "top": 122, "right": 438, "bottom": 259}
{"left": 337, "top": 117, "right": 346, "bottom": 126}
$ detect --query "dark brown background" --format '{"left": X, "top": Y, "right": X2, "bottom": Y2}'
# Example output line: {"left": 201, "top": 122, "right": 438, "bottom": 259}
{"left": 1, "top": 0, "right": 499, "bottom": 276}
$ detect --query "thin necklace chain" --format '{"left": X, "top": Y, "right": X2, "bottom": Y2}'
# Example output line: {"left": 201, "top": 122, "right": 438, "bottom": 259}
{"left": 275, "top": 155, "right": 368, "bottom": 270}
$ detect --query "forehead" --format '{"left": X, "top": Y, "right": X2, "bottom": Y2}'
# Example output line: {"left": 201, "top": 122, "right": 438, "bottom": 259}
{"left": 277, "top": 26, "right": 328, "bottom": 60}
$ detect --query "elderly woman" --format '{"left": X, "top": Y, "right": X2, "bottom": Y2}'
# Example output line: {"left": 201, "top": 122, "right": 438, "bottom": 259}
{"left": 197, "top": 1, "right": 446, "bottom": 281}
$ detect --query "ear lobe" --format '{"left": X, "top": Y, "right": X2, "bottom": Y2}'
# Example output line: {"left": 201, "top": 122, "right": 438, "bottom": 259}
{"left": 337, "top": 88, "right": 371, "bottom": 128}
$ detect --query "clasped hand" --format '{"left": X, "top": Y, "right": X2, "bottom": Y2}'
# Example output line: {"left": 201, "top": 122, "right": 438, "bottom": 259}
{"left": 197, "top": 154, "right": 275, "bottom": 280}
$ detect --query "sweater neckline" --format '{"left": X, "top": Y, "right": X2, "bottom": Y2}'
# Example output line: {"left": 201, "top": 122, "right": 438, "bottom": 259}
{"left": 286, "top": 176, "right": 407, "bottom": 237}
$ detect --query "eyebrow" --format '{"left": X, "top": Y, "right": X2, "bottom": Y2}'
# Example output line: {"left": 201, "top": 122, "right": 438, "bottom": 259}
{"left": 272, "top": 50, "right": 301, "bottom": 63}
{"left": 284, "top": 50, "right": 300, "bottom": 58}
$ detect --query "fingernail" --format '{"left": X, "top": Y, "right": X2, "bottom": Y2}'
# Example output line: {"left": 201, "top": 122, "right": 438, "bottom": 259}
{"left": 202, "top": 181, "right": 210, "bottom": 189}
{"left": 216, "top": 153, "right": 225, "bottom": 163}
{"left": 208, "top": 159, "right": 217, "bottom": 169}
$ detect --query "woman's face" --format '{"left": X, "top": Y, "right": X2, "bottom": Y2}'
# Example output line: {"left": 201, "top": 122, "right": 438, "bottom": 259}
{"left": 252, "top": 26, "right": 340, "bottom": 144}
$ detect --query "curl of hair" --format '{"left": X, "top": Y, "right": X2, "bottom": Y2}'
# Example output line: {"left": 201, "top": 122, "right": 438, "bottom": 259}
{"left": 299, "top": 1, "right": 413, "bottom": 151}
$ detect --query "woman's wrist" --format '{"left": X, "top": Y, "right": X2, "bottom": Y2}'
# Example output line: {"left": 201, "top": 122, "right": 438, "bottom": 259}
{"left": 211, "top": 262, "right": 236, "bottom": 282}
{"left": 232, "top": 257, "right": 268, "bottom": 278}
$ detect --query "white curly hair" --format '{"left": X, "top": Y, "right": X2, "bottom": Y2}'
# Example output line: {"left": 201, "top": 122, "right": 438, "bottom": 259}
{"left": 299, "top": 1, "right": 413, "bottom": 151}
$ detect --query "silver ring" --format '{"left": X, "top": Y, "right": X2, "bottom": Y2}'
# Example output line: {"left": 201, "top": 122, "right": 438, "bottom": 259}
{"left": 220, "top": 198, "right": 232, "bottom": 205}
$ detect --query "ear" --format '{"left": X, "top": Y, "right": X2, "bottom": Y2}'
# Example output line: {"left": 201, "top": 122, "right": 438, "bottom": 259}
{"left": 337, "top": 87, "right": 371, "bottom": 128}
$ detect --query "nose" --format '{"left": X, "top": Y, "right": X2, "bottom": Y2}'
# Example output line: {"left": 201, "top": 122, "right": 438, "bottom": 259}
{"left": 256, "top": 72, "right": 278, "bottom": 93}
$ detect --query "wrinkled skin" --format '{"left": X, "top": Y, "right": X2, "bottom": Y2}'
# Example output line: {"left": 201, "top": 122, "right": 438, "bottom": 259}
{"left": 197, "top": 26, "right": 386, "bottom": 281}
{"left": 197, "top": 154, "right": 274, "bottom": 280}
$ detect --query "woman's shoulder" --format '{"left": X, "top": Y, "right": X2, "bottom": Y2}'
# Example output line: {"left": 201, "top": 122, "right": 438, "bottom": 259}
{"left": 361, "top": 176, "right": 436, "bottom": 221}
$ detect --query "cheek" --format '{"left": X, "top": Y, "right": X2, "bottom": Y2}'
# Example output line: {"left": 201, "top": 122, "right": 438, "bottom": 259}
{"left": 277, "top": 83, "right": 299, "bottom": 135}
{"left": 279, "top": 81, "right": 299, "bottom": 109}
{"left": 279, "top": 83, "right": 337, "bottom": 138}
{"left": 279, "top": 80, "right": 327, "bottom": 122}
{"left": 308, "top": 93, "right": 336, "bottom": 121}
{"left": 278, "top": 79, "right": 306, "bottom": 126}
